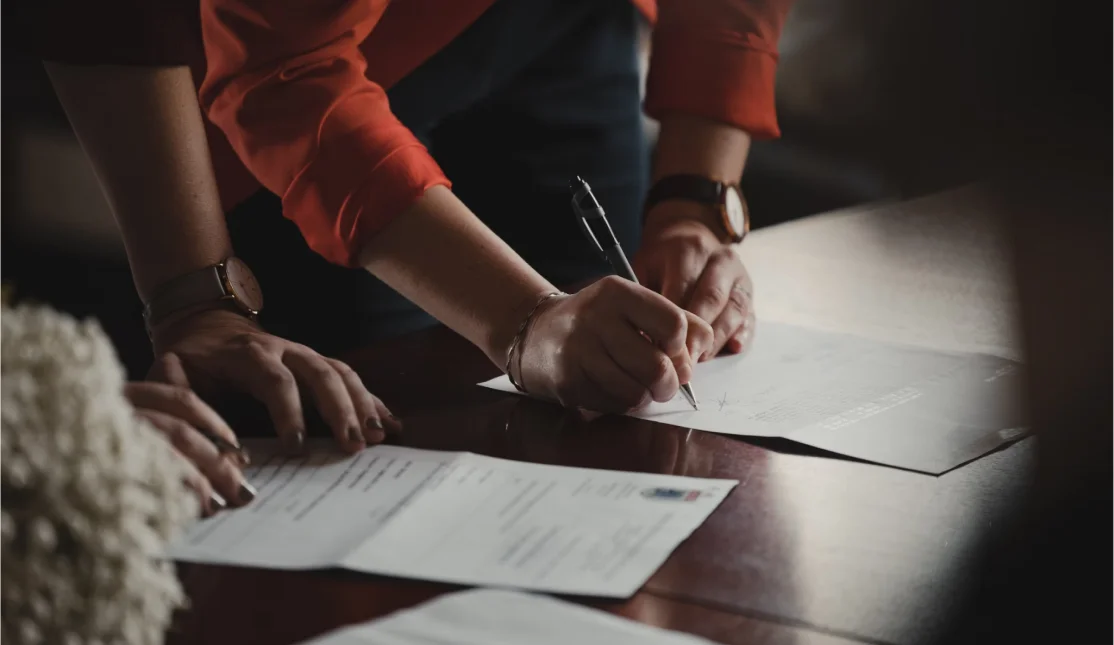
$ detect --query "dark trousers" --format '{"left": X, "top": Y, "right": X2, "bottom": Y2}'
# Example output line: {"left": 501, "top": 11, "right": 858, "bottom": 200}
{"left": 227, "top": 0, "right": 647, "bottom": 358}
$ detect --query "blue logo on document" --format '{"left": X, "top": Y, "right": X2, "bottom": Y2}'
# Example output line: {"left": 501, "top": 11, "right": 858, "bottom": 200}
{"left": 642, "top": 487, "right": 702, "bottom": 501}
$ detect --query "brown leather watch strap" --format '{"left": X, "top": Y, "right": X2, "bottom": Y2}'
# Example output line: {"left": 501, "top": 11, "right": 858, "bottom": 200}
{"left": 644, "top": 174, "right": 726, "bottom": 214}
{"left": 144, "top": 266, "right": 227, "bottom": 327}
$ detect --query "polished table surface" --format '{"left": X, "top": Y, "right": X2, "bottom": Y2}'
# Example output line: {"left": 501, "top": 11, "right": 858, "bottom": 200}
{"left": 170, "top": 188, "right": 1029, "bottom": 645}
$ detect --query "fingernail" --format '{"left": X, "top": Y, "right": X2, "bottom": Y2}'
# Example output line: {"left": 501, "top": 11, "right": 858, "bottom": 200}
{"left": 238, "top": 480, "right": 258, "bottom": 504}
{"left": 209, "top": 491, "right": 228, "bottom": 511}
{"left": 387, "top": 413, "right": 398, "bottom": 420}
{"left": 284, "top": 431, "right": 305, "bottom": 454}
{"left": 367, "top": 417, "right": 384, "bottom": 430}
{"left": 347, "top": 427, "right": 366, "bottom": 446}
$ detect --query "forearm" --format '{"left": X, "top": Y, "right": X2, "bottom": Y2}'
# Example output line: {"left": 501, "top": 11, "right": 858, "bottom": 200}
{"left": 359, "top": 186, "right": 556, "bottom": 367}
{"left": 46, "top": 63, "right": 232, "bottom": 302}
{"left": 648, "top": 115, "right": 752, "bottom": 232}
{"left": 653, "top": 114, "right": 751, "bottom": 183}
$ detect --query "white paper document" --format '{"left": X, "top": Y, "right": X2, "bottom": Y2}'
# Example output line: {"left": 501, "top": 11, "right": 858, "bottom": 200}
{"left": 480, "top": 322, "right": 1025, "bottom": 474}
{"left": 170, "top": 441, "right": 735, "bottom": 597}
{"left": 296, "top": 588, "right": 716, "bottom": 645}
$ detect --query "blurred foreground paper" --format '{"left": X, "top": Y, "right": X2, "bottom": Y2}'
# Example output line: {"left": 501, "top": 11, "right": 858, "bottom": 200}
{"left": 170, "top": 441, "right": 735, "bottom": 597}
{"left": 296, "top": 589, "right": 716, "bottom": 645}
{"left": 480, "top": 322, "right": 1025, "bottom": 474}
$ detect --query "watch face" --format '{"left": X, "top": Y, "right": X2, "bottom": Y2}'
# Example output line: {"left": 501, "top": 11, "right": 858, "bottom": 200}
{"left": 723, "top": 186, "right": 749, "bottom": 241}
{"left": 225, "top": 257, "right": 264, "bottom": 313}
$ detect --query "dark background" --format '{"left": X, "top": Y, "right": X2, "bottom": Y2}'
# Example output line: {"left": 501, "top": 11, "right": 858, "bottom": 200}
{"left": 1, "top": 1, "right": 1110, "bottom": 643}
{"left": 2, "top": 0, "right": 987, "bottom": 380}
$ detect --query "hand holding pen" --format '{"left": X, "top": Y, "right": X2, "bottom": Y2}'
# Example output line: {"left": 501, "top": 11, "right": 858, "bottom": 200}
{"left": 570, "top": 177, "right": 702, "bottom": 410}
{"left": 497, "top": 180, "right": 713, "bottom": 414}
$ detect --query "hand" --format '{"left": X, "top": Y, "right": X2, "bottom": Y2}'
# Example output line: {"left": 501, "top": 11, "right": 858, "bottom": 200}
{"left": 634, "top": 205, "right": 756, "bottom": 359}
{"left": 514, "top": 276, "right": 714, "bottom": 413}
{"left": 124, "top": 381, "right": 254, "bottom": 516}
{"left": 148, "top": 309, "right": 401, "bottom": 455}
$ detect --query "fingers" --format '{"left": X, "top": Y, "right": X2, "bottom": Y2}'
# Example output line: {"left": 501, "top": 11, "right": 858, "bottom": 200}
{"left": 180, "top": 460, "right": 221, "bottom": 518}
{"left": 579, "top": 340, "right": 652, "bottom": 412}
{"left": 707, "top": 281, "right": 750, "bottom": 358}
{"left": 124, "top": 382, "right": 242, "bottom": 459}
{"left": 598, "top": 276, "right": 690, "bottom": 358}
{"left": 659, "top": 251, "right": 705, "bottom": 306}
{"left": 222, "top": 342, "right": 306, "bottom": 455}
{"left": 140, "top": 409, "right": 254, "bottom": 508}
{"left": 375, "top": 399, "right": 404, "bottom": 436}
{"left": 598, "top": 322, "right": 680, "bottom": 403}
{"left": 148, "top": 352, "right": 192, "bottom": 388}
{"left": 726, "top": 301, "right": 758, "bottom": 354}
{"left": 325, "top": 358, "right": 389, "bottom": 445}
{"left": 283, "top": 350, "right": 364, "bottom": 454}
{"left": 686, "top": 252, "right": 746, "bottom": 356}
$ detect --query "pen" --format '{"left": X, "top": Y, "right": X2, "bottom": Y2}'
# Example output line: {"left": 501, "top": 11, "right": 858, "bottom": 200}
{"left": 569, "top": 176, "right": 699, "bottom": 411}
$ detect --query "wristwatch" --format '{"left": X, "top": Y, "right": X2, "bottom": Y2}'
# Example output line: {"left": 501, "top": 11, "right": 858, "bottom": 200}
{"left": 644, "top": 174, "right": 750, "bottom": 243}
{"left": 143, "top": 257, "right": 263, "bottom": 328}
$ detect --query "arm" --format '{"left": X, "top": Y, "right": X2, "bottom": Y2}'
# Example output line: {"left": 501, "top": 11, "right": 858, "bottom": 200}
{"left": 200, "top": 0, "right": 551, "bottom": 363}
{"left": 635, "top": 0, "right": 793, "bottom": 356}
{"left": 46, "top": 62, "right": 395, "bottom": 453}
{"left": 45, "top": 64, "right": 232, "bottom": 301}
{"left": 200, "top": 0, "right": 714, "bottom": 412}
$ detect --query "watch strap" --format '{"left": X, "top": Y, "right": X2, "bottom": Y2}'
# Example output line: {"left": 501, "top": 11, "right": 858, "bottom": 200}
{"left": 644, "top": 174, "right": 726, "bottom": 213}
{"left": 144, "top": 265, "right": 227, "bottom": 327}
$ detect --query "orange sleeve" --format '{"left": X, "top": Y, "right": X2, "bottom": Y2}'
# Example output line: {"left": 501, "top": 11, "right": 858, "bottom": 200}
{"left": 645, "top": 0, "right": 794, "bottom": 139}
{"left": 199, "top": 0, "right": 449, "bottom": 267}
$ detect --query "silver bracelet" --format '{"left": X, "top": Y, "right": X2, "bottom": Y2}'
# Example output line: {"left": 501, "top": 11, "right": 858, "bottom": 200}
{"left": 505, "top": 291, "right": 565, "bottom": 393}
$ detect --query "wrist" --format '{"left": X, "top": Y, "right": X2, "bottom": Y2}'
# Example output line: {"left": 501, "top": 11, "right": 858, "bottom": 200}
{"left": 643, "top": 201, "right": 723, "bottom": 241}
{"left": 482, "top": 286, "right": 561, "bottom": 369}
{"left": 149, "top": 305, "right": 258, "bottom": 351}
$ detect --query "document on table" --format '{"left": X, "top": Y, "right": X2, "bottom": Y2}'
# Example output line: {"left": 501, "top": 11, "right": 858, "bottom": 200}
{"left": 480, "top": 322, "right": 1026, "bottom": 474}
{"left": 296, "top": 588, "right": 717, "bottom": 645}
{"left": 170, "top": 441, "right": 735, "bottom": 598}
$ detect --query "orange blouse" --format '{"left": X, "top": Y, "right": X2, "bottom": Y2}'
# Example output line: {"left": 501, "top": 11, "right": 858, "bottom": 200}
{"left": 39, "top": 0, "right": 792, "bottom": 267}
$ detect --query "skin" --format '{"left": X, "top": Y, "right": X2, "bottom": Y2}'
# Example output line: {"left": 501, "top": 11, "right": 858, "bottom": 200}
{"left": 45, "top": 63, "right": 394, "bottom": 461}
{"left": 635, "top": 114, "right": 758, "bottom": 359}
{"left": 46, "top": 66, "right": 755, "bottom": 452}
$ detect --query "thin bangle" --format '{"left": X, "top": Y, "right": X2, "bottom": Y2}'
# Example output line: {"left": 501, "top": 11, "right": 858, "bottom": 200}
{"left": 505, "top": 291, "right": 565, "bottom": 393}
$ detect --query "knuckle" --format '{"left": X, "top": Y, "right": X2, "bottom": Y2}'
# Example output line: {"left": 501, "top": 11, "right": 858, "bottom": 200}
{"left": 727, "top": 285, "right": 749, "bottom": 310}
{"left": 232, "top": 333, "right": 262, "bottom": 350}
{"left": 171, "top": 386, "right": 200, "bottom": 408}
{"left": 328, "top": 359, "right": 357, "bottom": 379}
{"left": 697, "top": 284, "right": 729, "bottom": 307}
{"left": 261, "top": 364, "right": 295, "bottom": 389}
{"left": 165, "top": 420, "right": 196, "bottom": 447}
{"left": 682, "top": 236, "right": 715, "bottom": 258}
{"left": 650, "top": 354, "right": 673, "bottom": 383}
{"left": 664, "top": 308, "right": 687, "bottom": 338}
{"left": 307, "top": 360, "right": 336, "bottom": 382}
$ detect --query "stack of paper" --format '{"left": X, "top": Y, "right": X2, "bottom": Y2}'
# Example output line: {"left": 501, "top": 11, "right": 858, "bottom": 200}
{"left": 481, "top": 322, "right": 1025, "bottom": 474}
{"left": 170, "top": 441, "right": 735, "bottom": 598}
{"left": 295, "top": 588, "right": 717, "bottom": 645}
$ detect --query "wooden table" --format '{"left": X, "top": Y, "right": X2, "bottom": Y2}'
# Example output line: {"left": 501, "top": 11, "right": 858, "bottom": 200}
{"left": 170, "top": 188, "right": 1030, "bottom": 645}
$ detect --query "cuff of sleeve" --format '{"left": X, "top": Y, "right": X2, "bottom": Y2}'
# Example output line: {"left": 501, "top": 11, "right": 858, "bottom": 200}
{"left": 645, "top": 32, "right": 781, "bottom": 140}
{"left": 284, "top": 142, "right": 450, "bottom": 268}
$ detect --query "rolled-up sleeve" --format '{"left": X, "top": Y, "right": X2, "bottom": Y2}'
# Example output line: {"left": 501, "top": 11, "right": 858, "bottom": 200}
{"left": 646, "top": 0, "right": 793, "bottom": 139}
{"left": 199, "top": 0, "right": 450, "bottom": 267}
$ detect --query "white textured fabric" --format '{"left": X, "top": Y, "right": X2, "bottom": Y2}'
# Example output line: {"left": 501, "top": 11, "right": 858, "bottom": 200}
{"left": 741, "top": 186, "right": 1021, "bottom": 360}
